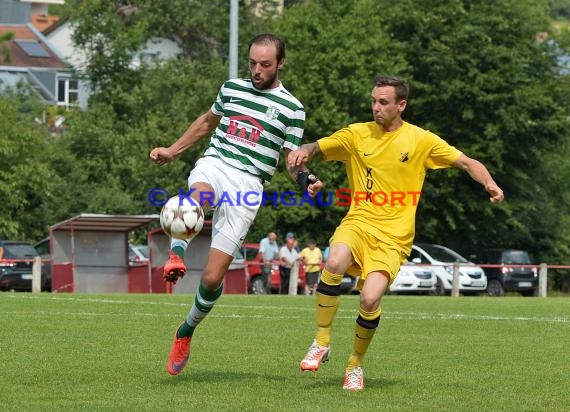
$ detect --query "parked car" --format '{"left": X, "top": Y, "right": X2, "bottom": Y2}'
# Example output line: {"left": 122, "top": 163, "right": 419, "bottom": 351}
{"left": 409, "top": 243, "right": 487, "bottom": 295}
{"left": 129, "top": 244, "right": 149, "bottom": 266}
{"left": 239, "top": 242, "right": 307, "bottom": 294}
{"left": 0, "top": 240, "right": 50, "bottom": 292}
{"left": 390, "top": 261, "right": 437, "bottom": 294}
{"left": 339, "top": 274, "right": 359, "bottom": 294}
{"left": 471, "top": 249, "right": 537, "bottom": 296}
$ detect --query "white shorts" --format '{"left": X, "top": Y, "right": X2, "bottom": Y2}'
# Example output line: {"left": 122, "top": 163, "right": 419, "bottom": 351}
{"left": 188, "top": 156, "right": 263, "bottom": 257}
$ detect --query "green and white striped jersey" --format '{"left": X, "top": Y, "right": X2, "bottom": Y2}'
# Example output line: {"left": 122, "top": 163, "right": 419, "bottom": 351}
{"left": 204, "top": 78, "right": 305, "bottom": 183}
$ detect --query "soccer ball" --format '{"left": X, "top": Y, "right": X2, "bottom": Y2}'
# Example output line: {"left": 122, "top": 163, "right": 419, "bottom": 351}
{"left": 160, "top": 195, "right": 204, "bottom": 241}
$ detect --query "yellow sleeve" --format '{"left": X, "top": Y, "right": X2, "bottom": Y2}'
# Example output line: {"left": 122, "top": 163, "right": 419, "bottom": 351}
{"left": 424, "top": 132, "right": 463, "bottom": 170}
{"left": 317, "top": 127, "right": 355, "bottom": 162}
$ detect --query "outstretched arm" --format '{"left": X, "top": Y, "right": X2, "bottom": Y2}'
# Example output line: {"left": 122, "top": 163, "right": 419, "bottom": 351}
{"left": 287, "top": 142, "right": 321, "bottom": 168}
{"left": 453, "top": 154, "right": 504, "bottom": 203}
{"left": 150, "top": 110, "right": 221, "bottom": 166}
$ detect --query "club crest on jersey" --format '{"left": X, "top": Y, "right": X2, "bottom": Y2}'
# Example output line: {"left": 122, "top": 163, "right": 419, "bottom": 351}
{"left": 265, "top": 106, "right": 280, "bottom": 120}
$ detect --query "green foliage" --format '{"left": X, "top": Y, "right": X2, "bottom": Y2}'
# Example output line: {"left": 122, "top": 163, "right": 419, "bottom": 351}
{"left": 2, "top": 0, "right": 570, "bottom": 270}
{"left": 373, "top": 0, "right": 569, "bottom": 256}
{"left": 0, "top": 91, "right": 62, "bottom": 240}
{"left": 60, "top": 59, "right": 227, "bottom": 218}
{"left": 276, "top": 0, "right": 407, "bottom": 136}
{"left": 551, "top": 0, "right": 570, "bottom": 19}
{"left": 64, "top": 0, "right": 282, "bottom": 88}
{"left": 0, "top": 31, "right": 15, "bottom": 64}
{"left": 274, "top": 0, "right": 570, "bottom": 264}
{"left": 258, "top": 0, "right": 406, "bottom": 245}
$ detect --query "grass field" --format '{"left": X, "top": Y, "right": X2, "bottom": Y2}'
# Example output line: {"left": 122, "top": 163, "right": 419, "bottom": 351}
{"left": 1, "top": 293, "right": 569, "bottom": 412}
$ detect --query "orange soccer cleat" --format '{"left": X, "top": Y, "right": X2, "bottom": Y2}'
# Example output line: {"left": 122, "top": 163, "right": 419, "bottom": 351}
{"left": 163, "top": 252, "right": 186, "bottom": 284}
{"left": 300, "top": 340, "right": 331, "bottom": 371}
{"left": 167, "top": 333, "right": 192, "bottom": 376}
{"left": 342, "top": 367, "right": 364, "bottom": 391}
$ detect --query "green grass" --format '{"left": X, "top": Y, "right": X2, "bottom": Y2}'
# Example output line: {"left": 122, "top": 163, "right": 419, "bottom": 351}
{"left": 1, "top": 293, "right": 568, "bottom": 412}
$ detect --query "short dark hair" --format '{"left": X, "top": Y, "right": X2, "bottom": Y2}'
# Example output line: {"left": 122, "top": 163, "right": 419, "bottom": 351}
{"left": 248, "top": 33, "right": 286, "bottom": 63}
{"left": 373, "top": 75, "right": 409, "bottom": 102}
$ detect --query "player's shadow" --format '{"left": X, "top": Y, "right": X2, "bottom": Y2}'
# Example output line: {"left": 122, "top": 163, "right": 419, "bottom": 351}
{"left": 161, "top": 369, "right": 288, "bottom": 386}
{"left": 161, "top": 369, "right": 396, "bottom": 392}
{"left": 299, "top": 375, "right": 397, "bottom": 391}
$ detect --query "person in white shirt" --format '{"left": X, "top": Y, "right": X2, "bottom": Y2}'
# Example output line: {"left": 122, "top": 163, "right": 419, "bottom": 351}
{"left": 279, "top": 232, "right": 299, "bottom": 294}
{"left": 258, "top": 232, "right": 279, "bottom": 292}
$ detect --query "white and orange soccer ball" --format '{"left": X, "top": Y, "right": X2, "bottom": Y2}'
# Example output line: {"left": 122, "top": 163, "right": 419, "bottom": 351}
{"left": 160, "top": 195, "right": 204, "bottom": 241}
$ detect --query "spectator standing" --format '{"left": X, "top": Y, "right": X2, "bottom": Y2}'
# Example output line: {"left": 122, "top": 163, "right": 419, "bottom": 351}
{"left": 279, "top": 232, "right": 299, "bottom": 294}
{"left": 300, "top": 239, "right": 323, "bottom": 295}
{"left": 258, "top": 232, "right": 279, "bottom": 293}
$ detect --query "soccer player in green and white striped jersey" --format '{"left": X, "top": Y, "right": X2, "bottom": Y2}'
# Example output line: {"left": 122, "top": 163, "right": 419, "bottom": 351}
{"left": 150, "top": 33, "right": 322, "bottom": 376}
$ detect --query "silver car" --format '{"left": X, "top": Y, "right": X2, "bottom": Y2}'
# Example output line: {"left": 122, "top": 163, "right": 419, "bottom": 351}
{"left": 390, "top": 261, "right": 437, "bottom": 294}
{"left": 410, "top": 243, "right": 487, "bottom": 295}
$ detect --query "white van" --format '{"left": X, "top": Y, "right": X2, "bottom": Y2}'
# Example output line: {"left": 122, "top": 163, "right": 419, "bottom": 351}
{"left": 409, "top": 243, "right": 487, "bottom": 295}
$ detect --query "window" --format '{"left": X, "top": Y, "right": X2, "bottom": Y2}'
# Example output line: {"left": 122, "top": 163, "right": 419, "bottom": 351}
{"left": 34, "top": 239, "right": 50, "bottom": 258}
{"left": 15, "top": 40, "right": 50, "bottom": 58}
{"left": 57, "top": 78, "right": 79, "bottom": 107}
{"left": 3, "top": 243, "right": 38, "bottom": 259}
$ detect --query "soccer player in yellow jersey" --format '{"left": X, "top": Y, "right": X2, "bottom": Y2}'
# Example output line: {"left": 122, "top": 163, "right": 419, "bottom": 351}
{"left": 288, "top": 75, "right": 504, "bottom": 391}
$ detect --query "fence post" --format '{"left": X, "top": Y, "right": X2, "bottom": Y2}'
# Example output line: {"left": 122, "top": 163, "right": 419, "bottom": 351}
{"left": 32, "top": 256, "right": 42, "bottom": 293}
{"left": 538, "top": 263, "right": 548, "bottom": 297}
{"left": 451, "top": 261, "right": 460, "bottom": 297}
{"left": 289, "top": 261, "right": 299, "bottom": 295}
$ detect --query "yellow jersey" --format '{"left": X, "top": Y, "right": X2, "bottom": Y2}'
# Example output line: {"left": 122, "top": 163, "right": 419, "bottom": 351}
{"left": 318, "top": 121, "right": 462, "bottom": 254}
{"left": 299, "top": 247, "right": 323, "bottom": 273}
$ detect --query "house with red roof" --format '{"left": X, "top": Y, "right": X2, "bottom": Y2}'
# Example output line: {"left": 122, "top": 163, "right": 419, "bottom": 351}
{"left": 0, "top": 0, "right": 88, "bottom": 108}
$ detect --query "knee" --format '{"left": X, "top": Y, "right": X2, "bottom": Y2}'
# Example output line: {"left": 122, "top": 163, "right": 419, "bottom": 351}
{"left": 324, "top": 256, "right": 346, "bottom": 275}
{"left": 202, "top": 269, "right": 224, "bottom": 290}
{"left": 359, "top": 290, "right": 380, "bottom": 312}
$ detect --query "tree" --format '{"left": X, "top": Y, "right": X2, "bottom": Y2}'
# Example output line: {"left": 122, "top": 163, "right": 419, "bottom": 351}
{"left": 249, "top": 0, "right": 406, "bottom": 245}
{"left": 270, "top": 0, "right": 570, "bottom": 263}
{"left": 378, "top": 0, "right": 568, "bottom": 259}
{"left": 64, "top": 0, "right": 282, "bottom": 89}
{"left": 0, "top": 31, "right": 14, "bottom": 64}
{"left": 7, "top": 0, "right": 567, "bottom": 267}
{"left": 57, "top": 0, "right": 287, "bottom": 239}
{"left": 0, "top": 88, "right": 67, "bottom": 241}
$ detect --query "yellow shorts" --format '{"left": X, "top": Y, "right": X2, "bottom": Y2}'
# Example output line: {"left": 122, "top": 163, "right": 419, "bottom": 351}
{"left": 329, "top": 222, "right": 407, "bottom": 286}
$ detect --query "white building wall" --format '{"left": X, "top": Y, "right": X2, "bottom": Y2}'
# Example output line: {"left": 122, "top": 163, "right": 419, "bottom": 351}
{"left": 130, "top": 37, "right": 181, "bottom": 69}
{"left": 45, "top": 22, "right": 87, "bottom": 69}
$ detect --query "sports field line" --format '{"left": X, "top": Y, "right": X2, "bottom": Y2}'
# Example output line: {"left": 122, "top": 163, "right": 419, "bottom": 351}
{"left": 2, "top": 294, "right": 568, "bottom": 323}
{"left": 3, "top": 310, "right": 569, "bottom": 323}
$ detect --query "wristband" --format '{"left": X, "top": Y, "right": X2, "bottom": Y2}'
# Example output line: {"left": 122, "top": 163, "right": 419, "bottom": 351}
{"left": 296, "top": 170, "right": 319, "bottom": 192}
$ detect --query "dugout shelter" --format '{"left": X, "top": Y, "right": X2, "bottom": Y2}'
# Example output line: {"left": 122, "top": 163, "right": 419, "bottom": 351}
{"left": 49, "top": 213, "right": 159, "bottom": 293}
{"left": 147, "top": 223, "right": 248, "bottom": 294}
{"left": 49, "top": 214, "right": 248, "bottom": 294}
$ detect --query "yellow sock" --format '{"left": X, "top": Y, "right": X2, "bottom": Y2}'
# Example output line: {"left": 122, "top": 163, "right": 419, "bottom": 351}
{"left": 315, "top": 269, "right": 342, "bottom": 347}
{"left": 347, "top": 307, "right": 382, "bottom": 369}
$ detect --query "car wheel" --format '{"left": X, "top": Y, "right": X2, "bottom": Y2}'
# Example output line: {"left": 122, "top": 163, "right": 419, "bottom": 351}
{"left": 250, "top": 277, "right": 267, "bottom": 295}
{"left": 521, "top": 289, "right": 536, "bottom": 297}
{"left": 430, "top": 277, "right": 446, "bottom": 296}
{"left": 487, "top": 279, "right": 504, "bottom": 297}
